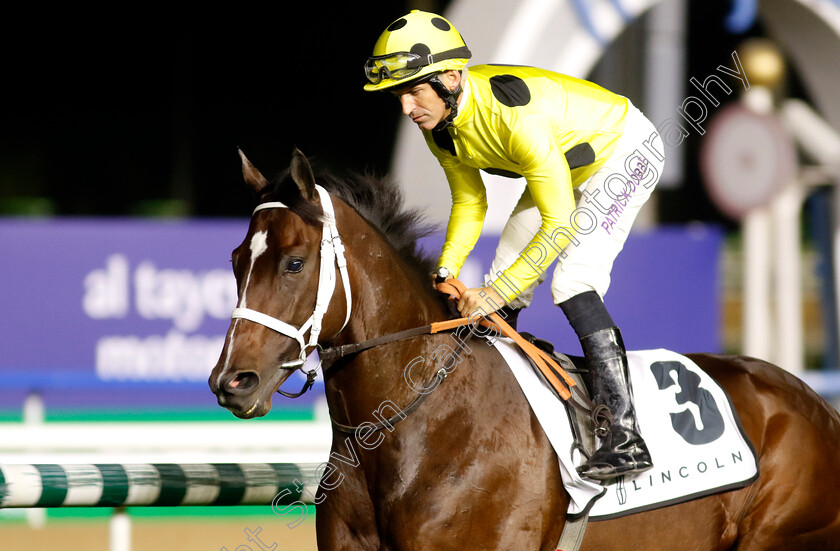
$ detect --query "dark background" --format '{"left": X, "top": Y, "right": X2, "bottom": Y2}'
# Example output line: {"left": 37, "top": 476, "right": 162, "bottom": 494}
{"left": 0, "top": 2, "right": 789, "bottom": 224}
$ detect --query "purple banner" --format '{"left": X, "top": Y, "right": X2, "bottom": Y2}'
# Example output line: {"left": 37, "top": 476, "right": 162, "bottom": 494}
{"left": 0, "top": 219, "right": 722, "bottom": 411}
{"left": 1, "top": 219, "right": 243, "bottom": 373}
{"left": 0, "top": 219, "right": 253, "bottom": 410}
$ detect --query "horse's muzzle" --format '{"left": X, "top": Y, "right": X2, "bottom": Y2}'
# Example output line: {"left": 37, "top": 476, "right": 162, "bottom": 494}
{"left": 209, "top": 369, "right": 267, "bottom": 418}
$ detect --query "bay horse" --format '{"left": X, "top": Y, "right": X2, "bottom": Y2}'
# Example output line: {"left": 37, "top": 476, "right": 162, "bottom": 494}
{"left": 209, "top": 148, "right": 840, "bottom": 550}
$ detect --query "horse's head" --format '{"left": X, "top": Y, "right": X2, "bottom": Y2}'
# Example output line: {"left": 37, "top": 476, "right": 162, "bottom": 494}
{"left": 208, "top": 148, "right": 350, "bottom": 418}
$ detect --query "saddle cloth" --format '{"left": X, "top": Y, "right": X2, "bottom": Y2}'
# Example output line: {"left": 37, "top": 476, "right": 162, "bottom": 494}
{"left": 492, "top": 338, "right": 759, "bottom": 520}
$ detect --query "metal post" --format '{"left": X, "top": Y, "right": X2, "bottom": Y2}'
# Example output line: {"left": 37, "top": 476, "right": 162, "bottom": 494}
{"left": 771, "top": 182, "right": 805, "bottom": 374}
{"left": 110, "top": 507, "right": 132, "bottom": 551}
{"left": 743, "top": 207, "right": 773, "bottom": 361}
{"left": 22, "top": 393, "right": 47, "bottom": 530}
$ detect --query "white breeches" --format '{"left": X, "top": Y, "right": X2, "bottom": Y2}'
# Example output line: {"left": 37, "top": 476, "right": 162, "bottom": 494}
{"left": 486, "top": 103, "right": 666, "bottom": 308}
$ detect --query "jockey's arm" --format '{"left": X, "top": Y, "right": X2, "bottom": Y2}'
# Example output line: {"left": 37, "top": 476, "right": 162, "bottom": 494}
{"left": 437, "top": 162, "right": 487, "bottom": 277}
{"left": 489, "top": 117, "right": 578, "bottom": 303}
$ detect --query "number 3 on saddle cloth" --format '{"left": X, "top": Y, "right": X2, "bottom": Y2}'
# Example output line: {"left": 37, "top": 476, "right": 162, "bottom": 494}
{"left": 493, "top": 336, "right": 760, "bottom": 520}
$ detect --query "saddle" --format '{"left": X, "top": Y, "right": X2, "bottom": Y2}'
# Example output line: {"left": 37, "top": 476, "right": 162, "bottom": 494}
{"left": 492, "top": 332, "right": 601, "bottom": 551}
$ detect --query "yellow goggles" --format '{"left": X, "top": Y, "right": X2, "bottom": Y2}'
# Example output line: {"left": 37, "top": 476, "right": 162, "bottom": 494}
{"left": 364, "top": 52, "right": 425, "bottom": 84}
{"left": 364, "top": 46, "right": 471, "bottom": 85}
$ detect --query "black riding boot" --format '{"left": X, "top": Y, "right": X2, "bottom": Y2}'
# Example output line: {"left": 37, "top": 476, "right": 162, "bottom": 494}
{"left": 576, "top": 326, "right": 653, "bottom": 480}
{"left": 559, "top": 291, "right": 652, "bottom": 480}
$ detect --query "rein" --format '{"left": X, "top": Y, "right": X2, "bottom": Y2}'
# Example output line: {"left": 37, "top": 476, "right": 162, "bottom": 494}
{"left": 325, "top": 280, "right": 607, "bottom": 435}
{"left": 318, "top": 316, "right": 488, "bottom": 362}
{"left": 321, "top": 279, "right": 578, "bottom": 401}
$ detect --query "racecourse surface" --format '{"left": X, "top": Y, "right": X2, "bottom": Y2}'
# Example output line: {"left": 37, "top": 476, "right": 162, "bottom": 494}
{"left": 1, "top": 515, "right": 317, "bottom": 550}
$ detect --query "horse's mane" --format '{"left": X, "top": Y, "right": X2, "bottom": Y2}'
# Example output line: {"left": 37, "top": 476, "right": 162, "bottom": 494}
{"left": 265, "top": 166, "right": 438, "bottom": 277}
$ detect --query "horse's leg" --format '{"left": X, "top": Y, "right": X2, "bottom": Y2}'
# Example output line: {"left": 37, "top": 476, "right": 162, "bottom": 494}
{"left": 695, "top": 355, "right": 840, "bottom": 550}
{"left": 315, "top": 438, "right": 380, "bottom": 551}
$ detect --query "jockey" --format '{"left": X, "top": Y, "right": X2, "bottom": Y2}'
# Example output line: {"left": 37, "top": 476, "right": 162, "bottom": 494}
{"left": 364, "top": 10, "right": 663, "bottom": 480}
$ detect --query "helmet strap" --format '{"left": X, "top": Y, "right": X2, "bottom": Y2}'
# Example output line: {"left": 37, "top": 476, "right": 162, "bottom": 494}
{"left": 429, "top": 73, "right": 463, "bottom": 132}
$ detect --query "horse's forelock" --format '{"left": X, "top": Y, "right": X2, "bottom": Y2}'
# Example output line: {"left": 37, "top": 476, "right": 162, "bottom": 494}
{"left": 262, "top": 172, "right": 324, "bottom": 227}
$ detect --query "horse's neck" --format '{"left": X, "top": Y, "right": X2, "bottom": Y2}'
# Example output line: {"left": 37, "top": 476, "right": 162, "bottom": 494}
{"left": 323, "top": 203, "right": 448, "bottom": 420}
{"left": 337, "top": 208, "right": 445, "bottom": 347}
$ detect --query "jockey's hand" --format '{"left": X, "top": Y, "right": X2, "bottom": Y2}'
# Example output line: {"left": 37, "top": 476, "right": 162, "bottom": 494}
{"left": 458, "top": 286, "right": 505, "bottom": 319}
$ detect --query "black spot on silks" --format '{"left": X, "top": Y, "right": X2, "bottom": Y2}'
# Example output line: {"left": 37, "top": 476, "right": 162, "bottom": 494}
{"left": 432, "top": 129, "right": 456, "bottom": 156}
{"left": 431, "top": 17, "right": 451, "bottom": 31}
{"left": 564, "top": 143, "right": 596, "bottom": 170}
{"left": 482, "top": 167, "right": 522, "bottom": 179}
{"left": 410, "top": 43, "right": 431, "bottom": 57}
{"left": 481, "top": 144, "right": 596, "bottom": 174}
{"left": 489, "top": 74, "right": 531, "bottom": 107}
{"left": 387, "top": 18, "right": 407, "bottom": 32}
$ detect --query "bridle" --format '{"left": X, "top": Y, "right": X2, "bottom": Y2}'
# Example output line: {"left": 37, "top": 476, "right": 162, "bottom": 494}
{"left": 230, "top": 184, "right": 352, "bottom": 397}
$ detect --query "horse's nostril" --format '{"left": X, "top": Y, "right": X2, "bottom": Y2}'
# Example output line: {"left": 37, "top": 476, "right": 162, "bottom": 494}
{"left": 225, "top": 372, "right": 260, "bottom": 394}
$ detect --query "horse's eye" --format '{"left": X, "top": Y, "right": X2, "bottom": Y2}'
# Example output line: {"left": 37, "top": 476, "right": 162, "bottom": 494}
{"left": 285, "top": 258, "right": 304, "bottom": 273}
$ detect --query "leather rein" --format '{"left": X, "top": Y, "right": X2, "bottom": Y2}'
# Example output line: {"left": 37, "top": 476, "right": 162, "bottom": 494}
{"left": 323, "top": 280, "right": 606, "bottom": 436}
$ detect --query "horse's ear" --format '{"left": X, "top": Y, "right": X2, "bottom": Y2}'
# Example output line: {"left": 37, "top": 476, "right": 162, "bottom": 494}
{"left": 238, "top": 148, "right": 269, "bottom": 195}
{"left": 290, "top": 147, "right": 317, "bottom": 200}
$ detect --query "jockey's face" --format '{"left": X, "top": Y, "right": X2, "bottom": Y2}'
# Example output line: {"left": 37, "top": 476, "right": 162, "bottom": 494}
{"left": 392, "top": 70, "right": 460, "bottom": 131}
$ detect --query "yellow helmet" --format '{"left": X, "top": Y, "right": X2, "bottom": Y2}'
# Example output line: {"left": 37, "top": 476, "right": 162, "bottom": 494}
{"left": 364, "top": 10, "right": 471, "bottom": 92}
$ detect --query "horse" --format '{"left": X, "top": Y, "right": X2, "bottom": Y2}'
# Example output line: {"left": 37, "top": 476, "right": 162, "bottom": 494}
{"left": 209, "top": 148, "right": 840, "bottom": 550}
